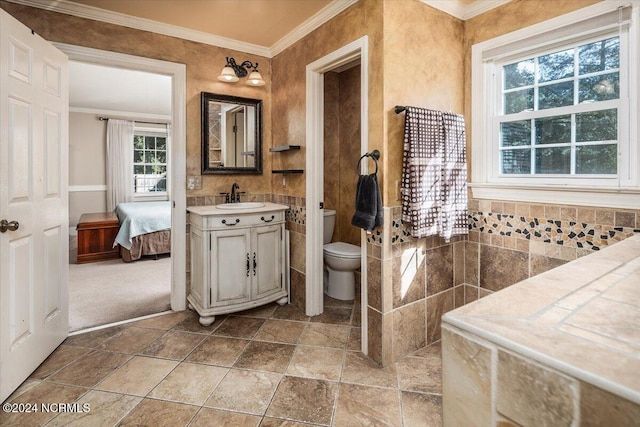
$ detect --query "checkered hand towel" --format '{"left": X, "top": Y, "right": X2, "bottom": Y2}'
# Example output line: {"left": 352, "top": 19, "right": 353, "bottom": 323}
{"left": 401, "top": 107, "right": 468, "bottom": 240}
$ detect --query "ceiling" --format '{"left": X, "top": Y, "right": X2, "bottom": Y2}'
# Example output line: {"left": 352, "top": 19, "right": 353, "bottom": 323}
{"left": 67, "top": 0, "right": 334, "bottom": 48}
{"left": 69, "top": 62, "right": 172, "bottom": 117}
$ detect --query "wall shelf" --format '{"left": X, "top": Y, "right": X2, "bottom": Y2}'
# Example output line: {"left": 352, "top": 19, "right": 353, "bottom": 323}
{"left": 272, "top": 169, "right": 304, "bottom": 174}
{"left": 269, "top": 145, "right": 301, "bottom": 152}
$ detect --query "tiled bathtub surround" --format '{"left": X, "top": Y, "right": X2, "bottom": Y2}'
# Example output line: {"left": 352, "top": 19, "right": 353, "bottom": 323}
{"left": 442, "top": 234, "right": 640, "bottom": 426}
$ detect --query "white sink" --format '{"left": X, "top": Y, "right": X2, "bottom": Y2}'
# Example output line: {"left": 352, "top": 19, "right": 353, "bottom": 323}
{"left": 216, "top": 202, "right": 265, "bottom": 210}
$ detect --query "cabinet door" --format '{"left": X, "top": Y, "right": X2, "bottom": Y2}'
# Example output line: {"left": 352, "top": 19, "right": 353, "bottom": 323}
{"left": 251, "top": 224, "right": 283, "bottom": 300}
{"left": 210, "top": 228, "right": 251, "bottom": 307}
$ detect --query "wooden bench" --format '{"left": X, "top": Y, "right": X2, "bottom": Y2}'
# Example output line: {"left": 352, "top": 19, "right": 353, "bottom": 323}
{"left": 76, "top": 212, "right": 120, "bottom": 264}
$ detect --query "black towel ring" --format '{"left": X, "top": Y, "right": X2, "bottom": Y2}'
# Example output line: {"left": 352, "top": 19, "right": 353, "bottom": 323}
{"left": 356, "top": 150, "right": 380, "bottom": 175}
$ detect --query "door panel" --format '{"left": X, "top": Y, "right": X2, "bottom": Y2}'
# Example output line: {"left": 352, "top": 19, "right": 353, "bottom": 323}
{"left": 211, "top": 228, "right": 250, "bottom": 306}
{"left": 44, "top": 110, "right": 61, "bottom": 196}
{"left": 252, "top": 224, "right": 283, "bottom": 300}
{"left": 8, "top": 96, "right": 31, "bottom": 201}
{"left": 44, "top": 226, "right": 62, "bottom": 321}
{"left": 1, "top": 9, "right": 69, "bottom": 403}
{"left": 9, "top": 236, "right": 32, "bottom": 346}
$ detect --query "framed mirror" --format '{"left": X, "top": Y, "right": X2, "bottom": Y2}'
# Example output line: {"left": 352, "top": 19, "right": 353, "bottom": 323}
{"left": 201, "top": 92, "right": 262, "bottom": 174}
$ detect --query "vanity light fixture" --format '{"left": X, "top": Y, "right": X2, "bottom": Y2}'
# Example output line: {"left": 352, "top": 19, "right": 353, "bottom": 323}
{"left": 217, "top": 57, "right": 265, "bottom": 86}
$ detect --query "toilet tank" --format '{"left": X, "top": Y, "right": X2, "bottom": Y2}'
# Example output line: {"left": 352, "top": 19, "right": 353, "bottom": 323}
{"left": 323, "top": 209, "right": 336, "bottom": 244}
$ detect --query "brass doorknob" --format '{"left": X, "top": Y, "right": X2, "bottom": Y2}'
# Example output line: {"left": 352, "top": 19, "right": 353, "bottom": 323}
{"left": 0, "top": 219, "right": 19, "bottom": 233}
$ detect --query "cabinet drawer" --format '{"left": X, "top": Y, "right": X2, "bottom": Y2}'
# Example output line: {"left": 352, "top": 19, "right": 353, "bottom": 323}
{"left": 204, "top": 211, "right": 284, "bottom": 229}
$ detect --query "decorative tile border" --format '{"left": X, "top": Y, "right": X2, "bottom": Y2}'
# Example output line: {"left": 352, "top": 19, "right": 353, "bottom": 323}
{"left": 271, "top": 194, "right": 306, "bottom": 234}
{"left": 386, "top": 206, "right": 466, "bottom": 248}
{"left": 469, "top": 211, "right": 639, "bottom": 252}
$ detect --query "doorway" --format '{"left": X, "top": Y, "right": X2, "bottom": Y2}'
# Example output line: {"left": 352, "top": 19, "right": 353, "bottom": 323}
{"left": 305, "top": 36, "right": 369, "bottom": 354}
{"left": 55, "top": 43, "right": 187, "bottom": 331}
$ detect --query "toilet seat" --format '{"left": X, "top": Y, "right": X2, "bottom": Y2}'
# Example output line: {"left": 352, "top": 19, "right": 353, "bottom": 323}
{"left": 323, "top": 242, "right": 361, "bottom": 259}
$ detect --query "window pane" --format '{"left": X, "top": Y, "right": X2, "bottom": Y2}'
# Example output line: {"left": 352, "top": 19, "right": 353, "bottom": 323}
{"left": 576, "top": 109, "right": 617, "bottom": 142}
{"left": 134, "top": 165, "right": 144, "bottom": 174}
{"left": 501, "top": 149, "right": 531, "bottom": 174}
{"left": 152, "top": 178, "right": 167, "bottom": 192}
{"left": 576, "top": 144, "right": 617, "bottom": 174}
{"left": 579, "top": 37, "right": 619, "bottom": 75}
{"left": 504, "top": 88, "right": 534, "bottom": 114}
{"left": 501, "top": 120, "right": 531, "bottom": 147}
{"left": 145, "top": 136, "right": 155, "bottom": 149}
{"left": 539, "top": 49, "right": 574, "bottom": 83}
{"left": 535, "top": 115, "right": 571, "bottom": 145}
{"left": 156, "top": 137, "right": 167, "bottom": 150}
{"left": 134, "top": 150, "right": 144, "bottom": 162}
{"left": 144, "top": 165, "right": 153, "bottom": 174}
{"left": 143, "top": 152, "right": 153, "bottom": 163}
{"left": 156, "top": 151, "right": 167, "bottom": 163}
{"left": 134, "top": 135, "right": 144, "bottom": 149}
{"left": 152, "top": 164, "right": 166, "bottom": 174}
{"left": 538, "top": 81, "right": 573, "bottom": 110}
{"left": 535, "top": 147, "right": 570, "bottom": 174}
{"left": 504, "top": 60, "right": 534, "bottom": 89}
{"left": 579, "top": 72, "right": 619, "bottom": 102}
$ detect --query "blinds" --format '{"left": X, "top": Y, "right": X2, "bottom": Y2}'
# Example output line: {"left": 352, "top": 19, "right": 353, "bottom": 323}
{"left": 483, "top": 5, "right": 632, "bottom": 61}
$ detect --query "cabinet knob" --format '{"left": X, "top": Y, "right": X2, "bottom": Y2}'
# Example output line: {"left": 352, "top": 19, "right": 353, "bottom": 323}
{"left": 246, "top": 253, "right": 250, "bottom": 277}
{"left": 260, "top": 215, "right": 275, "bottom": 223}
{"left": 222, "top": 218, "right": 240, "bottom": 226}
{"left": 253, "top": 252, "right": 257, "bottom": 276}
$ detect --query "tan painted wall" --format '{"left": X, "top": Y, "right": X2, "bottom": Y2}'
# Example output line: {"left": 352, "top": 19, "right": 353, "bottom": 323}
{"left": 69, "top": 112, "right": 106, "bottom": 186}
{"left": 383, "top": 0, "right": 465, "bottom": 204}
{"left": 0, "top": 0, "right": 274, "bottom": 199}
{"left": 68, "top": 112, "right": 107, "bottom": 227}
{"left": 271, "top": 0, "right": 384, "bottom": 197}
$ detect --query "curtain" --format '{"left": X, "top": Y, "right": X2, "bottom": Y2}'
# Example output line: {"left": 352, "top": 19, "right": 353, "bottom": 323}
{"left": 106, "top": 119, "right": 134, "bottom": 211}
{"left": 401, "top": 107, "right": 468, "bottom": 241}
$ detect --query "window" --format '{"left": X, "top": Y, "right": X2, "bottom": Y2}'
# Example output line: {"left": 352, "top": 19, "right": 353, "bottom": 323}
{"left": 499, "top": 36, "right": 620, "bottom": 177}
{"left": 133, "top": 132, "right": 167, "bottom": 195}
{"left": 471, "top": 2, "right": 639, "bottom": 208}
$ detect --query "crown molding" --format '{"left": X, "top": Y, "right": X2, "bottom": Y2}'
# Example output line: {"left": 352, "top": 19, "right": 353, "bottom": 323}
{"left": 6, "top": 0, "right": 271, "bottom": 57}
{"left": 7, "top": 0, "right": 359, "bottom": 58}
{"left": 270, "top": 0, "right": 359, "bottom": 57}
{"left": 420, "top": 0, "right": 512, "bottom": 20}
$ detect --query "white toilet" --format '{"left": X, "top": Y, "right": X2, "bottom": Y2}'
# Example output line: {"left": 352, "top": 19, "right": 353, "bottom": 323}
{"left": 323, "top": 209, "right": 361, "bottom": 301}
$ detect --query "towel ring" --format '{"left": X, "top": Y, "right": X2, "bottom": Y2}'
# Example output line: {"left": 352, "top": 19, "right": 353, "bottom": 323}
{"left": 356, "top": 150, "right": 380, "bottom": 175}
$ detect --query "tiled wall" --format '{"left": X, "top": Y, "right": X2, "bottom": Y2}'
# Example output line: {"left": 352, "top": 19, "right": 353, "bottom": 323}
{"left": 463, "top": 198, "right": 640, "bottom": 301}
{"left": 270, "top": 194, "right": 307, "bottom": 312}
{"left": 366, "top": 206, "right": 465, "bottom": 364}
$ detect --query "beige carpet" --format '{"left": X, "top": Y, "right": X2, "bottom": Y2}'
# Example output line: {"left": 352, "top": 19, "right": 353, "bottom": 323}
{"left": 68, "top": 237, "right": 171, "bottom": 332}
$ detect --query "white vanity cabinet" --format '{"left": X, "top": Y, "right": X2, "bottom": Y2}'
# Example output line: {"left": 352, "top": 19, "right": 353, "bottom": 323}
{"left": 187, "top": 203, "right": 289, "bottom": 326}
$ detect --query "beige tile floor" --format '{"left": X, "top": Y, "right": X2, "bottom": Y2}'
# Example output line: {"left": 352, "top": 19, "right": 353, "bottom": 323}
{"left": 1, "top": 297, "right": 442, "bottom": 426}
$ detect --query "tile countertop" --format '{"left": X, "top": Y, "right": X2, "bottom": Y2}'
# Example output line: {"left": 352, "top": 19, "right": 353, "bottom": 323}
{"left": 443, "top": 233, "right": 640, "bottom": 405}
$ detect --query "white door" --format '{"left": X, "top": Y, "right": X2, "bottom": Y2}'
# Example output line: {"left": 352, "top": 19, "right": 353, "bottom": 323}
{"left": 0, "top": 9, "right": 69, "bottom": 403}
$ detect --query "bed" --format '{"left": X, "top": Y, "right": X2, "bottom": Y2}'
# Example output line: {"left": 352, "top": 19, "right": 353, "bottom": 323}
{"left": 113, "top": 201, "right": 171, "bottom": 262}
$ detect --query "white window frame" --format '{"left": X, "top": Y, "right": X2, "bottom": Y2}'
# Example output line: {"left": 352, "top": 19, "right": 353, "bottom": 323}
{"left": 471, "top": 1, "right": 640, "bottom": 209}
{"left": 132, "top": 125, "right": 169, "bottom": 201}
